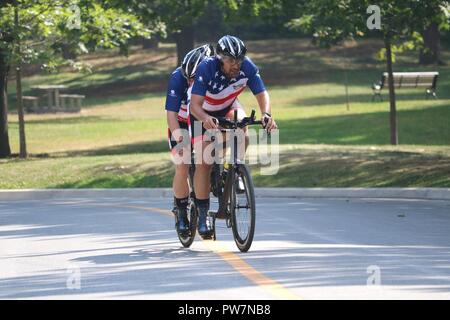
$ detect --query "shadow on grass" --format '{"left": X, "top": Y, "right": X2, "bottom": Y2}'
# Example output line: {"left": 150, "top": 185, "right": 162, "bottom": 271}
{"left": 58, "top": 68, "right": 170, "bottom": 97}
{"left": 48, "top": 144, "right": 450, "bottom": 189}
{"left": 251, "top": 149, "right": 450, "bottom": 188}
{"left": 51, "top": 159, "right": 174, "bottom": 189}
{"left": 24, "top": 115, "right": 107, "bottom": 125}
{"left": 82, "top": 91, "right": 165, "bottom": 108}
{"left": 66, "top": 140, "right": 169, "bottom": 157}
{"left": 278, "top": 104, "right": 450, "bottom": 146}
{"left": 23, "top": 102, "right": 450, "bottom": 162}
{"left": 32, "top": 140, "right": 169, "bottom": 160}
{"left": 293, "top": 92, "right": 440, "bottom": 107}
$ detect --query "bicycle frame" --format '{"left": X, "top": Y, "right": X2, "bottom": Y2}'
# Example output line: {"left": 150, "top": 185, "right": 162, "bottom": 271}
{"left": 215, "top": 109, "right": 263, "bottom": 221}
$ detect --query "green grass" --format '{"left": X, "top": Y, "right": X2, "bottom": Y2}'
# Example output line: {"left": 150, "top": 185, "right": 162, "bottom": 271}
{"left": 1, "top": 145, "right": 449, "bottom": 189}
{"left": 0, "top": 153, "right": 173, "bottom": 189}
{"left": 2, "top": 38, "right": 450, "bottom": 188}
{"left": 252, "top": 145, "right": 450, "bottom": 187}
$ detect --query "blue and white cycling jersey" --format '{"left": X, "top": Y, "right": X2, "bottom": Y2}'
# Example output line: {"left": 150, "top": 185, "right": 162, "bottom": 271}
{"left": 191, "top": 56, "right": 266, "bottom": 113}
{"left": 165, "top": 67, "right": 191, "bottom": 122}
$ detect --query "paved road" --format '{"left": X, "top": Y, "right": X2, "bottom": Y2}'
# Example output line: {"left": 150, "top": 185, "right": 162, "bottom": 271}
{"left": 1, "top": 197, "right": 449, "bottom": 299}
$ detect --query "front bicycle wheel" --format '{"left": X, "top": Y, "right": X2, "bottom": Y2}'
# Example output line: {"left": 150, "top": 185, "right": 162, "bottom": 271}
{"left": 229, "top": 164, "right": 256, "bottom": 252}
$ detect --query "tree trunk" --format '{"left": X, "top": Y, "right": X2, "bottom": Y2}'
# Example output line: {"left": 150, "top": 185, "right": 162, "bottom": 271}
{"left": 175, "top": 24, "right": 195, "bottom": 66}
{"left": 385, "top": 37, "right": 398, "bottom": 145}
{"left": 0, "top": 48, "right": 11, "bottom": 158}
{"left": 419, "top": 22, "right": 441, "bottom": 65}
{"left": 15, "top": 66, "right": 27, "bottom": 158}
{"left": 142, "top": 36, "right": 159, "bottom": 49}
{"left": 61, "top": 43, "right": 77, "bottom": 60}
{"left": 15, "top": 6, "right": 27, "bottom": 158}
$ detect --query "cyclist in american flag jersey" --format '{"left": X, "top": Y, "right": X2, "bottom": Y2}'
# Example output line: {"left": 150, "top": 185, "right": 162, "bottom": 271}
{"left": 189, "top": 35, "right": 278, "bottom": 238}
{"left": 165, "top": 44, "right": 213, "bottom": 236}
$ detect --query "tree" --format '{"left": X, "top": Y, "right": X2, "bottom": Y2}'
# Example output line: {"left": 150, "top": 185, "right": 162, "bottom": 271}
{"left": 287, "top": 0, "right": 450, "bottom": 145}
{"left": 0, "top": 0, "right": 14, "bottom": 158}
{"left": 130, "top": 0, "right": 276, "bottom": 66}
{"left": 0, "top": 0, "right": 154, "bottom": 158}
{"left": 127, "top": 0, "right": 207, "bottom": 66}
{"left": 0, "top": 48, "right": 11, "bottom": 158}
{"left": 419, "top": 2, "right": 449, "bottom": 65}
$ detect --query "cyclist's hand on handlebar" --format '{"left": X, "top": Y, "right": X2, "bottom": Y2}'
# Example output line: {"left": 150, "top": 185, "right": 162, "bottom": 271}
{"left": 203, "top": 115, "right": 219, "bottom": 130}
{"left": 262, "top": 113, "right": 277, "bottom": 133}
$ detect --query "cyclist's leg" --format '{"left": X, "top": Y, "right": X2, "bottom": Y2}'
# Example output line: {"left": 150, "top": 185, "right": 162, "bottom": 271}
{"left": 169, "top": 121, "right": 190, "bottom": 197}
{"left": 173, "top": 163, "right": 189, "bottom": 198}
{"left": 189, "top": 113, "right": 212, "bottom": 200}
{"left": 225, "top": 98, "right": 247, "bottom": 121}
{"left": 190, "top": 113, "right": 214, "bottom": 236}
{"left": 193, "top": 141, "right": 213, "bottom": 201}
{"left": 169, "top": 121, "right": 190, "bottom": 233}
{"left": 190, "top": 104, "right": 232, "bottom": 195}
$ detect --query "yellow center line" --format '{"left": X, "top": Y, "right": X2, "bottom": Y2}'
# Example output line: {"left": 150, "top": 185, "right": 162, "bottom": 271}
{"left": 63, "top": 201, "right": 302, "bottom": 300}
{"left": 202, "top": 240, "right": 302, "bottom": 300}
{"left": 116, "top": 204, "right": 174, "bottom": 217}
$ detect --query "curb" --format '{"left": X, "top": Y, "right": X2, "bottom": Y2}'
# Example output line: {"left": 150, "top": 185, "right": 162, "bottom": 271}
{"left": 256, "top": 188, "right": 450, "bottom": 201}
{"left": 0, "top": 188, "right": 449, "bottom": 201}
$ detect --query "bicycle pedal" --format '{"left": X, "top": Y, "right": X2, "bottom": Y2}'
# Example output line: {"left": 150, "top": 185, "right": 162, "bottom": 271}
{"left": 207, "top": 210, "right": 216, "bottom": 218}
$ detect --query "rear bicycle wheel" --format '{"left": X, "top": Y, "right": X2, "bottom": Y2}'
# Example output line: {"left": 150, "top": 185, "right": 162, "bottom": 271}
{"left": 178, "top": 163, "right": 197, "bottom": 247}
{"left": 177, "top": 198, "right": 197, "bottom": 247}
{"left": 229, "top": 164, "right": 256, "bottom": 252}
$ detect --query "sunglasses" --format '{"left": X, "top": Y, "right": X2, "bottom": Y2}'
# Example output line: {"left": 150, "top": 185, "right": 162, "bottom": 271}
{"left": 220, "top": 55, "right": 244, "bottom": 66}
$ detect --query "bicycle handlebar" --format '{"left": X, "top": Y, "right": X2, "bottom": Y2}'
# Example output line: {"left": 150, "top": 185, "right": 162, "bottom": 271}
{"left": 213, "top": 109, "right": 267, "bottom": 129}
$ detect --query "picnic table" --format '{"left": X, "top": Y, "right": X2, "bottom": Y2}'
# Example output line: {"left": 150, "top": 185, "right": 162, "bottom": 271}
{"left": 30, "top": 85, "right": 68, "bottom": 110}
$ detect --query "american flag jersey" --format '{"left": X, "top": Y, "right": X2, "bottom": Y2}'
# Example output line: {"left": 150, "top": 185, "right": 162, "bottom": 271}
{"left": 191, "top": 56, "right": 266, "bottom": 112}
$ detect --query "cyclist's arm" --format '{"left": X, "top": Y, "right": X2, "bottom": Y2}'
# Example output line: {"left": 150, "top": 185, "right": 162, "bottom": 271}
{"left": 255, "top": 90, "right": 277, "bottom": 132}
{"left": 255, "top": 90, "right": 270, "bottom": 115}
{"left": 190, "top": 94, "right": 218, "bottom": 130}
{"left": 190, "top": 94, "right": 207, "bottom": 121}
{"left": 166, "top": 111, "right": 182, "bottom": 142}
{"left": 165, "top": 70, "right": 185, "bottom": 140}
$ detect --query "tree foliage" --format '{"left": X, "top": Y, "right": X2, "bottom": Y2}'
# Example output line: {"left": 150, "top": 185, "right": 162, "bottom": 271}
{"left": 0, "top": 0, "right": 154, "bottom": 72}
{"left": 0, "top": 0, "right": 157, "bottom": 158}
{"left": 287, "top": 0, "right": 449, "bottom": 53}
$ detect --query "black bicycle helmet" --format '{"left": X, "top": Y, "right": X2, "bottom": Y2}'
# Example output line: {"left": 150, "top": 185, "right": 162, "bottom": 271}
{"left": 216, "top": 35, "right": 247, "bottom": 60}
{"left": 181, "top": 44, "right": 213, "bottom": 79}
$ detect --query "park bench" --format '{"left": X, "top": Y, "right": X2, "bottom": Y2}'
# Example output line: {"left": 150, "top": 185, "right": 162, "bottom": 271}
{"left": 59, "top": 94, "right": 85, "bottom": 112}
{"left": 22, "top": 96, "right": 39, "bottom": 112}
{"left": 372, "top": 71, "right": 439, "bottom": 101}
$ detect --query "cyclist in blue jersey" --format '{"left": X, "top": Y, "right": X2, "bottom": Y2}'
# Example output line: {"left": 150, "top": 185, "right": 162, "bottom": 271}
{"left": 165, "top": 44, "right": 213, "bottom": 236}
{"left": 189, "top": 35, "right": 277, "bottom": 238}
